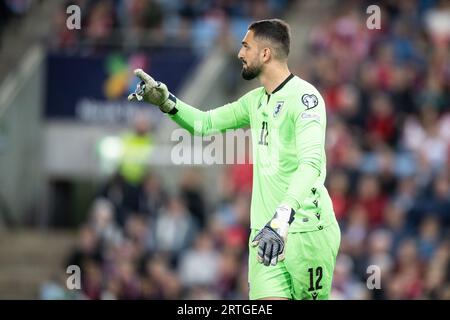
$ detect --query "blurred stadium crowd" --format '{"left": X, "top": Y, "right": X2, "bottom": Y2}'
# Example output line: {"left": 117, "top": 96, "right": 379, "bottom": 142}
{"left": 37, "top": 0, "right": 450, "bottom": 300}
{"left": 298, "top": 1, "right": 450, "bottom": 299}
{"left": 0, "top": 0, "right": 33, "bottom": 27}
{"left": 301, "top": 0, "right": 450, "bottom": 299}
{"left": 50, "top": 0, "right": 290, "bottom": 54}
{"left": 0, "top": 0, "right": 33, "bottom": 45}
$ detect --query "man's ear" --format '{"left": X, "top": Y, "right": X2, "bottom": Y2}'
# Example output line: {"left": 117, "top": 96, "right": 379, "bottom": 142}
{"left": 262, "top": 47, "right": 271, "bottom": 63}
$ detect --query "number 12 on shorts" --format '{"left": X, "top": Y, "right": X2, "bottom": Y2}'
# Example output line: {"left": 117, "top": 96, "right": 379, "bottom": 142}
{"left": 307, "top": 266, "right": 323, "bottom": 299}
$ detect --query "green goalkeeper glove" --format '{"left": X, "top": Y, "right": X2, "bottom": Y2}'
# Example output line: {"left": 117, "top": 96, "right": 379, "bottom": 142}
{"left": 251, "top": 204, "right": 295, "bottom": 266}
{"left": 128, "top": 69, "right": 177, "bottom": 114}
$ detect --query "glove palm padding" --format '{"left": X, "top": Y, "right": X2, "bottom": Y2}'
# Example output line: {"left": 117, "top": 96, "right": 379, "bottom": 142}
{"left": 251, "top": 205, "right": 295, "bottom": 266}
{"left": 252, "top": 225, "right": 286, "bottom": 266}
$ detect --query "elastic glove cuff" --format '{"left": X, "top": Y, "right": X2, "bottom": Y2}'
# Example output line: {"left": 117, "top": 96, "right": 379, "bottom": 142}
{"left": 268, "top": 204, "right": 295, "bottom": 240}
{"left": 160, "top": 93, "right": 177, "bottom": 114}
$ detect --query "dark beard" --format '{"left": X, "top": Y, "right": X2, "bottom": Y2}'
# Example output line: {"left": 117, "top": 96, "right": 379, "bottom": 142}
{"left": 241, "top": 64, "right": 261, "bottom": 80}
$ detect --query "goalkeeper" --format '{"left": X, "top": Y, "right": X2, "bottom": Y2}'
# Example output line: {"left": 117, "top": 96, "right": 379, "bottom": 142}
{"left": 129, "top": 19, "right": 340, "bottom": 300}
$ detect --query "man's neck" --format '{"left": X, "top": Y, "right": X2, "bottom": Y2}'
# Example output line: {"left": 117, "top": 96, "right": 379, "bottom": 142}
{"left": 259, "top": 63, "right": 291, "bottom": 94}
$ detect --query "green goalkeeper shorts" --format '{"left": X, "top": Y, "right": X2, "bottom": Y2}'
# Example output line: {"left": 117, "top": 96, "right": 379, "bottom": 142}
{"left": 248, "top": 220, "right": 341, "bottom": 300}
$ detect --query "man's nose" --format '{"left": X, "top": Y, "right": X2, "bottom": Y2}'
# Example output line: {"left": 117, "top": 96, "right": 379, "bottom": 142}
{"left": 237, "top": 48, "right": 244, "bottom": 60}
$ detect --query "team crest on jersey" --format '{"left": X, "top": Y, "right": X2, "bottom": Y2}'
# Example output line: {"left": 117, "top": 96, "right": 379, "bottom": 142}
{"left": 273, "top": 101, "right": 284, "bottom": 118}
{"left": 301, "top": 94, "right": 318, "bottom": 110}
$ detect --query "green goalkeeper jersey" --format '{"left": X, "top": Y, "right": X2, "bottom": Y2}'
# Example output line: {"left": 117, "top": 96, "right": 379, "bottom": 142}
{"left": 169, "top": 74, "right": 335, "bottom": 232}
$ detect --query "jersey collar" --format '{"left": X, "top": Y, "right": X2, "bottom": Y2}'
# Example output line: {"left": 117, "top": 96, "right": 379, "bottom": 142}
{"left": 265, "top": 73, "right": 295, "bottom": 96}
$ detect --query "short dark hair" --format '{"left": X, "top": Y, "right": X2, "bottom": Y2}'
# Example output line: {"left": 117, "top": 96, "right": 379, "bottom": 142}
{"left": 248, "top": 19, "right": 291, "bottom": 60}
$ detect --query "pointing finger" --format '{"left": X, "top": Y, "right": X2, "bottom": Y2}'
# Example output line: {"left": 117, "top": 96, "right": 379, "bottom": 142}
{"left": 134, "top": 69, "right": 157, "bottom": 87}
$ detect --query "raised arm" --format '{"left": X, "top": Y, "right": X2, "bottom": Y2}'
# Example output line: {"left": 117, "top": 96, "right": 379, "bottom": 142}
{"left": 128, "top": 69, "right": 250, "bottom": 136}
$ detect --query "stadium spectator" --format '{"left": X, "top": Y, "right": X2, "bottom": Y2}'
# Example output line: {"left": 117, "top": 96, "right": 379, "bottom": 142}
{"left": 110, "top": 113, "right": 154, "bottom": 225}
{"left": 178, "top": 231, "right": 220, "bottom": 288}
{"left": 153, "top": 195, "right": 197, "bottom": 260}
{"left": 138, "top": 172, "right": 168, "bottom": 220}
{"left": 179, "top": 168, "right": 207, "bottom": 228}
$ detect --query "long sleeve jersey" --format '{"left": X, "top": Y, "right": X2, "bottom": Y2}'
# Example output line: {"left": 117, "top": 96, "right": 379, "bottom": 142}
{"left": 168, "top": 74, "right": 335, "bottom": 232}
